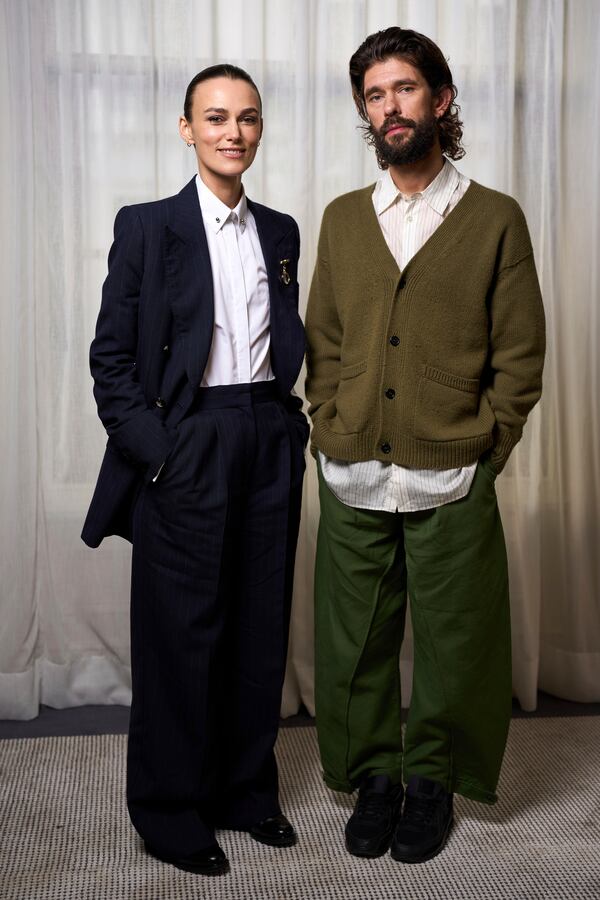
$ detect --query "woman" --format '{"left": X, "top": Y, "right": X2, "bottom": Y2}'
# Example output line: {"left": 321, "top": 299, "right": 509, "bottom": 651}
{"left": 82, "top": 65, "right": 308, "bottom": 876}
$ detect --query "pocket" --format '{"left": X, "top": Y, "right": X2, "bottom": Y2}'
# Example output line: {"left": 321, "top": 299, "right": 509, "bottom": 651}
{"left": 479, "top": 452, "right": 498, "bottom": 483}
{"left": 153, "top": 417, "right": 190, "bottom": 484}
{"left": 340, "top": 359, "right": 368, "bottom": 380}
{"left": 331, "top": 359, "right": 370, "bottom": 434}
{"left": 413, "top": 365, "right": 492, "bottom": 441}
{"left": 421, "top": 365, "right": 479, "bottom": 394}
{"left": 294, "top": 415, "right": 310, "bottom": 448}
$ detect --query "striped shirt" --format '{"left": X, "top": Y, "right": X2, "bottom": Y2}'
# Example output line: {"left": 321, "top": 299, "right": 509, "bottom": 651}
{"left": 320, "top": 160, "right": 478, "bottom": 513}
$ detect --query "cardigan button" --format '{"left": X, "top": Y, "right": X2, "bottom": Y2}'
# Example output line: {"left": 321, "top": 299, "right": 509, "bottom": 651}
{"left": 381, "top": 442, "right": 391, "bottom": 454}
{"left": 398, "top": 276, "right": 406, "bottom": 289}
{"left": 389, "top": 335, "right": 400, "bottom": 346}
{"left": 385, "top": 388, "right": 396, "bottom": 400}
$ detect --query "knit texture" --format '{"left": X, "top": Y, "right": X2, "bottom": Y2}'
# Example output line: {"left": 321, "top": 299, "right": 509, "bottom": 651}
{"left": 305, "top": 181, "right": 545, "bottom": 473}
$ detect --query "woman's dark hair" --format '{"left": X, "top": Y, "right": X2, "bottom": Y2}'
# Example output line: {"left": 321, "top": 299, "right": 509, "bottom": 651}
{"left": 183, "top": 64, "right": 262, "bottom": 121}
{"left": 349, "top": 27, "right": 465, "bottom": 160}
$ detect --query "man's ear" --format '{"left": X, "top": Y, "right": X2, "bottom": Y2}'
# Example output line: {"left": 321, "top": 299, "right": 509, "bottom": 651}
{"left": 434, "top": 86, "right": 452, "bottom": 119}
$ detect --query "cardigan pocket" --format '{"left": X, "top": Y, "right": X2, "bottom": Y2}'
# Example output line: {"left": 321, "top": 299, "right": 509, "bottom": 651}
{"left": 330, "top": 359, "right": 370, "bottom": 434}
{"left": 413, "top": 365, "right": 492, "bottom": 441}
{"left": 340, "top": 359, "right": 368, "bottom": 380}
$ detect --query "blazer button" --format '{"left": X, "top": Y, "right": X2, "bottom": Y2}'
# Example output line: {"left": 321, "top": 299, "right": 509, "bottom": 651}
{"left": 385, "top": 388, "right": 395, "bottom": 400}
{"left": 381, "top": 442, "right": 391, "bottom": 454}
{"left": 389, "top": 335, "right": 400, "bottom": 347}
{"left": 155, "top": 397, "right": 166, "bottom": 409}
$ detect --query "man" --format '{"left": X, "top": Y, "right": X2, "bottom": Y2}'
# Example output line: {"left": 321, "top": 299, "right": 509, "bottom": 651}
{"left": 305, "top": 28, "right": 545, "bottom": 864}
{"left": 82, "top": 65, "right": 308, "bottom": 876}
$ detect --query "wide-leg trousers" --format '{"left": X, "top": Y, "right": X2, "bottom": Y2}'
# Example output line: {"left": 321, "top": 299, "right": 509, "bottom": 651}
{"left": 127, "top": 382, "right": 305, "bottom": 856}
{"left": 314, "top": 455, "right": 511, "bottom": 805}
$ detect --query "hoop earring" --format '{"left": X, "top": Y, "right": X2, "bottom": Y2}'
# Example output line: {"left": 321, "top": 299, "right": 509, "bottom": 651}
{"left": 187, "top": 142, "right": 194, "bottom": 147}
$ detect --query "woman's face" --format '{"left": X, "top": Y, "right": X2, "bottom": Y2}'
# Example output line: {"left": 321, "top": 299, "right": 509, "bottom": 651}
{"left": 179, "top": 77, "right": 263, "bottom": 189}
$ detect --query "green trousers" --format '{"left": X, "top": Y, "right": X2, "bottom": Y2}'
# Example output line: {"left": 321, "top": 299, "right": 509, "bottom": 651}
{"left": 314, "top": 456, "right": 511, "bottom": 804}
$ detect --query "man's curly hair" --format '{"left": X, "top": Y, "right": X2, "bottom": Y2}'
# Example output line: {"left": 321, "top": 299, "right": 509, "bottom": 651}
{"left": 349, "top": 27, "right": 465, "bottom": 162}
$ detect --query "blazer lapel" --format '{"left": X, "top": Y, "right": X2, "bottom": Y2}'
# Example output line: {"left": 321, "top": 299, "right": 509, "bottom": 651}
{"left": 164, "top": 177, "right": 214, "bottom": 388}
{"left": 248, "top": 199, "right": 304, "bottom": 396}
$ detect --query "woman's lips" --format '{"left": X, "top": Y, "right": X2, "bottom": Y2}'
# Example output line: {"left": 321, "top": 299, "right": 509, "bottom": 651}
{"left": 218, "top": 148, "right": 246, "bottom": 158}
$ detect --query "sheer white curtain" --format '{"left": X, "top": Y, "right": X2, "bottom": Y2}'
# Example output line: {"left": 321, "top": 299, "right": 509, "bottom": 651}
{"left": 1, "top": 0, "right": 598, "bottom": 719}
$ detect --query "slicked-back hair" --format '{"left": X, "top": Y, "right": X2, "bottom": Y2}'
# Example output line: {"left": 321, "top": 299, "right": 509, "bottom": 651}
{"left": 349, "top": 27, "right": 465, "bottom": 160}
{"left": 183, "top": 64, "right": 262, "bottom": 121}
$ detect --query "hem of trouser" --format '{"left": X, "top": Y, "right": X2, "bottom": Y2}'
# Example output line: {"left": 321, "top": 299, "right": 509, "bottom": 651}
{"left": 452, "top": 778, "right": 498, "bottom": 805}
{"left": 217, "top": 806, "right": 282, "bottom": 830}
{"left": 402, "top": 770, "right": 498, "bottom": 805}
{"left": 323, "top": 765, "right": 405, "bottom": 794}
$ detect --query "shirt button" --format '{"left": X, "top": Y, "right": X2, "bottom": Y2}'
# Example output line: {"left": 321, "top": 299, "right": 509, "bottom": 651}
{"left": 385, "top": 388, "right": 395, "bottom": 400}
{"left": 406, "top": 216, "right": 413, "bottom": 223}
{"left": 390, "top": 335, "right": 400, "bottom": 347}
{"left": 381, "top": 442, "right": 391, "bottom": 454}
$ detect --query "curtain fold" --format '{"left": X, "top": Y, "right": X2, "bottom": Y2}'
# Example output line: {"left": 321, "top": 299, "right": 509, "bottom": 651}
{"left": 1, "top": 0, "right": 598, "bottom": 720}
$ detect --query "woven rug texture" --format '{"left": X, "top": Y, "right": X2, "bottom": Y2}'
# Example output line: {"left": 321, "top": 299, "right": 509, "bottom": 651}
{"left": 0, "top": 719, "right": 599, "bottom": 900}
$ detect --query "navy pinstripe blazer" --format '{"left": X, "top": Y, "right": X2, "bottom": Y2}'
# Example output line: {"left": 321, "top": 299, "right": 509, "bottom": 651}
{"left": 82, "top": 177, "right": 306, "bottom": 548}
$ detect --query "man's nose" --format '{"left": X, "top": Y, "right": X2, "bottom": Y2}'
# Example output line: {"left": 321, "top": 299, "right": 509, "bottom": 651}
{"left": 383, "top": 92, "right": 401, "bottom": 118}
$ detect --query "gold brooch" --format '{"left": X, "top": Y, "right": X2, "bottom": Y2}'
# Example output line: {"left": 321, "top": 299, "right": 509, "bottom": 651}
{"left": 279, "top": 259, "right": 291, "bottom": 285}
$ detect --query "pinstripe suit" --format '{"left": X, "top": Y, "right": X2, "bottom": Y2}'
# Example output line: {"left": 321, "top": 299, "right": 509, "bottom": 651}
{"left": 82, "top": 178, "right": 307, "bottom": 855}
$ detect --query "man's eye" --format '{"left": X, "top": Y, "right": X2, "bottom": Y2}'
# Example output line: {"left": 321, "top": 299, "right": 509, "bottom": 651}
{"left": 208, "top": 116, "right": 224, "bottom": 123}
{"left": 242, "top": 117, "right": 258, "bottom": 124}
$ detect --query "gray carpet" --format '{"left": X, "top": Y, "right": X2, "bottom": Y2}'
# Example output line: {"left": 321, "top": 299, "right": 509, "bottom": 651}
{"left": 0, "top": 720, "right": 599, "bottom": 899}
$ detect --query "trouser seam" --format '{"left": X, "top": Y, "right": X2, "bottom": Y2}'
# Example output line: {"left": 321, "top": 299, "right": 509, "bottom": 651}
{"left": 342, "top": 527, "right": 404, "bottom": 788}
{"left": 405, "top": 596, "right": 454, "bottom": 792}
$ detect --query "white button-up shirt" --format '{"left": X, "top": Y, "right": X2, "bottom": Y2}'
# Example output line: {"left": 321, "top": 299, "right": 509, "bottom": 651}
{"left": 196, "top": 175, "right": 273, "bottom": 386}
{"left": 320, "top": 161, "right": 478, "bottom": 513}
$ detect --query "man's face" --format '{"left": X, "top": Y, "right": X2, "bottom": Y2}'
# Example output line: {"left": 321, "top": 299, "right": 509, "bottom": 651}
{"left": 363, "top": 57, "right": 448, "bottom": 166}
{"left": 179, "top": 77, "right": 263, "bottom": 184}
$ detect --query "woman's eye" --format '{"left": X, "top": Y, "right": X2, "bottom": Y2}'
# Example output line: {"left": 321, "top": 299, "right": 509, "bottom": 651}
{"left": 208, "top": 116, "right": 224, "bottom": 124}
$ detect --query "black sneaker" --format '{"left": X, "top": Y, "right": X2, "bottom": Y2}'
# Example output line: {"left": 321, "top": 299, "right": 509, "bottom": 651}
{"left": 345, "top": 774, "right": 404, "bottom": 858}
{"left": 390, "top": 775, "right": 453, "bottom": 863}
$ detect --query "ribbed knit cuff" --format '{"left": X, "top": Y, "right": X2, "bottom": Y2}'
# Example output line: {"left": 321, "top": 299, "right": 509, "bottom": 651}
{"left": 490, "top": 426, "right": 520, "bottom": 473}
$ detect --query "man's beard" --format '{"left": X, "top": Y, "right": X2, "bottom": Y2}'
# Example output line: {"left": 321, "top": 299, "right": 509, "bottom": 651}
{"left": 370, "top": 114, "right": 438, "bottom": 167}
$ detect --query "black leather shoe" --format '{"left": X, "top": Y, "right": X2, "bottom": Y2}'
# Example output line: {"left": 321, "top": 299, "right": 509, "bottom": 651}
{"left": 345, "top": 774, "right": 404, "bottom": 858}
{"left": 390, "top": 775, "right": 453, "bottom": 863}
{"left": 145, "top": 842, "right": 229, "bottom": 875}
{"left": 249, "top": 814, "right": 296, "bottom": 847}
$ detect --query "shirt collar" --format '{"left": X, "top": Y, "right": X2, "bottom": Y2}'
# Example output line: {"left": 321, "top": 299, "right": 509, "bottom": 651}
{"left": 374, "top": 160, "right": 460, "bottom": 218}
{"left": 195, "top": 174, "right": 248, "bottom": 234}
{"left": 420, "top": 160, "right": 460, "bottom": 216}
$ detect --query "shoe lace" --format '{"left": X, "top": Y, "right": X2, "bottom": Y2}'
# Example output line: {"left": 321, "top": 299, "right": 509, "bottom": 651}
{"left": 403, "top": 795, "right": 438, "bottom": 828}
{"left": 355, "top": 791, "right": 390, "bottom": 820}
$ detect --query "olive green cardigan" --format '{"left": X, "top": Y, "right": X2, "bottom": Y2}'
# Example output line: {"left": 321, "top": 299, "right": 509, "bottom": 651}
{"left": 305, "top": 181, "right": 545, "bottom": 473}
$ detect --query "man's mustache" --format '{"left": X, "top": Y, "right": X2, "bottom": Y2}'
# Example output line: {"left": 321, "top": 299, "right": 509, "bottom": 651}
{"left": 381, "top": 116, "right": 416, "bottom": 134}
